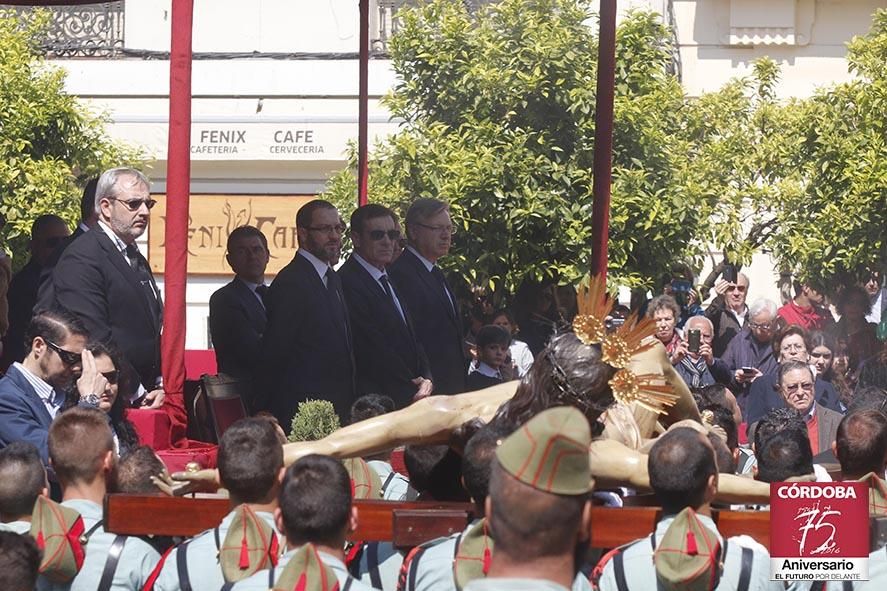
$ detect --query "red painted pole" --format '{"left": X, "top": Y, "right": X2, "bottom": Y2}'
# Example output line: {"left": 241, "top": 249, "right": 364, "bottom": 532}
{"left": 590, "top": 0, "right": 617, "bottom": 284}
{"left": 161, "top": 0, "right": 193, "bottom": 440}
{"left": 357, "top": 0, "right": 369, "bottom": 207}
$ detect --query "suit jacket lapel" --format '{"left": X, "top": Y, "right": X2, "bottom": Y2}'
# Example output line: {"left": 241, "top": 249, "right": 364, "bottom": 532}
{"left": 350, "top": 257, "right": 412, "bottom": 340}
{"left": 95, "top": 232, "right": 161, "bottom": 331}
{"left": 233, "top": 279, "right": 266, "bottom": 325}
{"left": 405, "top": 250, "right": 458, "bottom": 325}
{"left": 7, "top": 366, "right": 54, "bottom": 427}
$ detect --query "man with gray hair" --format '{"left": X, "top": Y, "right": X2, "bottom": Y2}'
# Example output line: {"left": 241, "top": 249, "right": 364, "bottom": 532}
{"left": 721, "top": 298, "right": 779, "bottom": 406}
{"left": 389, "top": 199, "right": 467, "bottom": 395}
{"left": 672, "top": 315, "right": 731, "bottom": 389}
{"left": 706, "top": 272, "right": 750, "bottom": 357}
{"left": 38, "top": 167, "right": 165, "bottom": 408}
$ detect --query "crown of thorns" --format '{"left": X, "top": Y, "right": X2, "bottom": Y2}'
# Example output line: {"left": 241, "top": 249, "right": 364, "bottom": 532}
{"left": 551, "top": 275, "right": 678, "bottom": 415}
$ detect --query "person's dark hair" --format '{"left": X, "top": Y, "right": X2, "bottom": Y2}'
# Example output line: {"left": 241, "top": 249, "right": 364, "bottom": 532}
{"left": 475, "top": 324, "right": 510, "bottom": 349}
{"left": 349, "top": 394, "right": 396, "bottom": 425}
{"left": 695, "top": 384, "right": 734, "bottom": 415}
{"left": 48, "top": 407, "right": 114, "bottom": 485}
{"left": 279, "top": 454, "right": 351, "bottom": 546}
{"left": 404, "top": 198, "right": 448, "bottom": 242}
{"left": 0, "top": 531, "right": 41, "bottom": 591}
{"left": 495, "top": 332, "right": 617, "bottom": 428}
{"left": 462, "top": 421, "right": 513, "bottom": 510}
{"left": 115, "top": 446, "right": 166, "bottom": 494}
{"left": 403, "top": 445, "right": 469, "bottom": 502}
{"left": 226, "top": 225, "right": 268, "bottom": 253}
{"left": 836, "top": 284, "right": 872, "bottom": 317}
{"left": 835, "top": 410, "right": 887, "bottom": 479}
{"left": 350, "top": 203, "right": 397, "bottom": 235}
{"left": 808, "top": 331, "right": 837, "bottom": 379}
{"left": 752, "top": 407, "right": 806, "bottom": 452}
{"left": 30, "top": 214, "right": 67, "bottom": 240}
{"left": 699, "top": 403, "right": 738, "bottom": 452}
{"left": 648, "top": 427, "right": 717, "bottom": 514}
{"left": 772, "top": 325, "right": 809, "bottom": 358}
{"left": 61, "top": 342, "right": 140, "bottom": 452}
{"left": 0, "top": 442, "right": 46, "bottom": 518}
{"left": 217, "top": 418, "right": 284, "bottom": 503}
{"left": 776, "top": 360, "right": 814, "bottom": 389}
{"left": 295, "top": 199, "right": 337, "bottom": 229}
{"left": 707, "top": 431, "right": 735, "bottom": 474}
{"left": 490, "top": 308, "right": 517, "bottom": 327}
{"left": 847, "top": 387, "right": 887, "bottom": 415}
{"left": 487, "top": 459, "right": 586, "bottom": 559}
{"left": 80, "top": 178, "right": 99, "bottom": 223}
{"left": 23, "top": 308, "right": 88, "bottom": 356}
{"left": 755, "top": 428, "right": 814, "bottom": 483}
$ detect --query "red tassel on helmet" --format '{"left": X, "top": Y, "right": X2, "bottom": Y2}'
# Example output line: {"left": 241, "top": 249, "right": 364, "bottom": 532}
{"left": 686, "top": 531, "right": 698, "bottom": 555}
{"left": 295, "top": 573, "right": 307, "bottom": 591}
{"left": 482, "top": 547, "right": 492, "bottom": 574}
{"left": 239, "top": 523, "right": 250, "bottom": 569}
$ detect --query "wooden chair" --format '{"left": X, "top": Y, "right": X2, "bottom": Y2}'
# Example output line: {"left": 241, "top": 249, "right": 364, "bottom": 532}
{"left": 194, "top": 373, "right": 250, "bottom": 443}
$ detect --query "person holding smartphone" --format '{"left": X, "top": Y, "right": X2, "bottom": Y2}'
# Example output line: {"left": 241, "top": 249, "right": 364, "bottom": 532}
{"left": 671, "top": 316, "right": 731, "bottom": 389}
{"left": 705, "top": 266, "right": 750, "bottom": 358}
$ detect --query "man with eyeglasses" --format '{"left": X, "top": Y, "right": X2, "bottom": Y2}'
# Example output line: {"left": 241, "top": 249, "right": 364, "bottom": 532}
{"left": 705, "top": 272, "right": 750, "bottom": 358}
{"left": 39, "top": 167, "right": 165, "bottom": 410}
{"left": 720, "top": 298, "right": 779, "bottom": 408}
{"left": 389, "top": 198, "right": 467, "bottom": 395}
{"left": 259, "top": 199, "right": 355, "bottom": 427}
{"left": 1, "top": 215, "right": 70, "bottom": 371}
{"left": 775, "top": 360, "right": 842, "bottom": 457}
{"left": 0, "top": 309, "right": 111, "bottom": 468}
{"left": 339, "top": 204, "right": 432, "bottom": 409}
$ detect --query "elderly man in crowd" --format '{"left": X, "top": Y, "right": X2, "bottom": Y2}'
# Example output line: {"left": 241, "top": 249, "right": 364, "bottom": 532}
{"left": 706, "top": 272, "right": 750, "bottom": 358}
{"left": 720, "top": 298, "right": 779, "bottom": 407}
{"left": 39, "top": 167, "right": 165, "bottom": 408}
{"left": 672, "top": 316, "right": 731, "bottom": 389}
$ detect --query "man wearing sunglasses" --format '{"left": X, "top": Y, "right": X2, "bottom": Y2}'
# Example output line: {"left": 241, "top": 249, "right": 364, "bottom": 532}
{"left": 0, "top": 309, "right": 99, "bottom": 466}
{"left": 39, "top": 167, "right": 165, "bottom": 411}
{"left": 339, "top": 204, "right": 433, "bottom": 409}
{"left": 1, "top": 215, "right": 70, "bottom": 372}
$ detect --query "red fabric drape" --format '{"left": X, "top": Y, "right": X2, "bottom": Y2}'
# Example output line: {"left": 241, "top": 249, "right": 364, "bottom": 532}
{"left": 161, "top": 0, "right": 194, "bottom": 442}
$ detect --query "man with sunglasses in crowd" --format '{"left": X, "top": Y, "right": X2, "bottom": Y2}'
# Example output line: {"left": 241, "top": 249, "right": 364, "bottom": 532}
{"left": 0, "top": 215, "right": 70, "bottom": 371}
{"left": 0, "top": 309, "right": 111, "bottom": 471}
{"left": 258, "top": 199, "right": 355, "bottom": 427}
{"left": 38, "top": 167, "right": 165, "bottom": 410}
{"left": 339, "top": 204, "right": 432, "bottom": 409}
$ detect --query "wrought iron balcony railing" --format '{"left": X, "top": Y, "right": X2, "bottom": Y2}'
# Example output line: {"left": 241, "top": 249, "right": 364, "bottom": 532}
{"left": 1, "top": 1, "right": 124, "bottom": 58}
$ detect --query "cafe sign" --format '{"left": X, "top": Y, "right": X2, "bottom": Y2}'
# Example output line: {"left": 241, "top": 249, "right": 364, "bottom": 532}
{"left": 148, "top": 194, "right": 315, "bottom": 275}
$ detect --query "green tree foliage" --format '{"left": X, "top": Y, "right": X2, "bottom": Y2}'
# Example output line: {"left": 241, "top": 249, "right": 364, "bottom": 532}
{"left": 768, "top": 9, "right": 887, "bottom": 286}
{"left": 288, "top": 399, "right": 341, "bottom": 443}
{"left": 0, "top": 9, "right": 140, "bottom": 270}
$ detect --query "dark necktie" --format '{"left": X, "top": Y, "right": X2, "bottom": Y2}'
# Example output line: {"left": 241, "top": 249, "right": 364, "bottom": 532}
{"left": 125, "top": 244, "right": 162, "bottom": 322}
{"left": 380, "top": 274, "right": 406, "bottom": 324}
{"left": 255, "top": 284, "right": 269, "bottom": 301}
{"left": 430, "top": 265, "right": 455, "bottom": 315}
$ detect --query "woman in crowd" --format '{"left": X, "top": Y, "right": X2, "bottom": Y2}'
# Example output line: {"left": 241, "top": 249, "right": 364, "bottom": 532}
{"left": 647, "top": 294, "right": 682, "bottom": 363}
{"left": 63, "top": 343, "right": 139, "bottom": 455}
{"left": 745, "top": 325, "right": 842, "bottom": 426}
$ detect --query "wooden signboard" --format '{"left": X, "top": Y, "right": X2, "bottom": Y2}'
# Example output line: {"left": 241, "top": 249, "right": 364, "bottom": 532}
{"left": 147, "top": 194, "right": 315, "bottom": 275}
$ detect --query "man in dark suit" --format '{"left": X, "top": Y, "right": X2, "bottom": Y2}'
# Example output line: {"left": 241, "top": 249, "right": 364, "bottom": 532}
{"left": 0, "top": 215, "right": 70, "bottom": 371}
{"left": 389, "top": 198, "right": 466, "bottom": 394}
{"left": 259, "top": 199, "right": 355, "bottom": 427}
{"left": 209, "top": 226, "right": 270, "bottom": 408}
{"left": 339, "top": 204, "right": 432, "bottom": 408}
{"left": 0, "top": 309, "right": 107, "bottom": 465}
{"left": 37, "top": 167, "right": 165, "bottom": 409}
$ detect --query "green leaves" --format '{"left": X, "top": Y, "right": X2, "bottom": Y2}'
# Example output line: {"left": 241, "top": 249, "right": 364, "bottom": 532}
{"left": 0, "top": 9, "right": 141, "bottom": 271}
